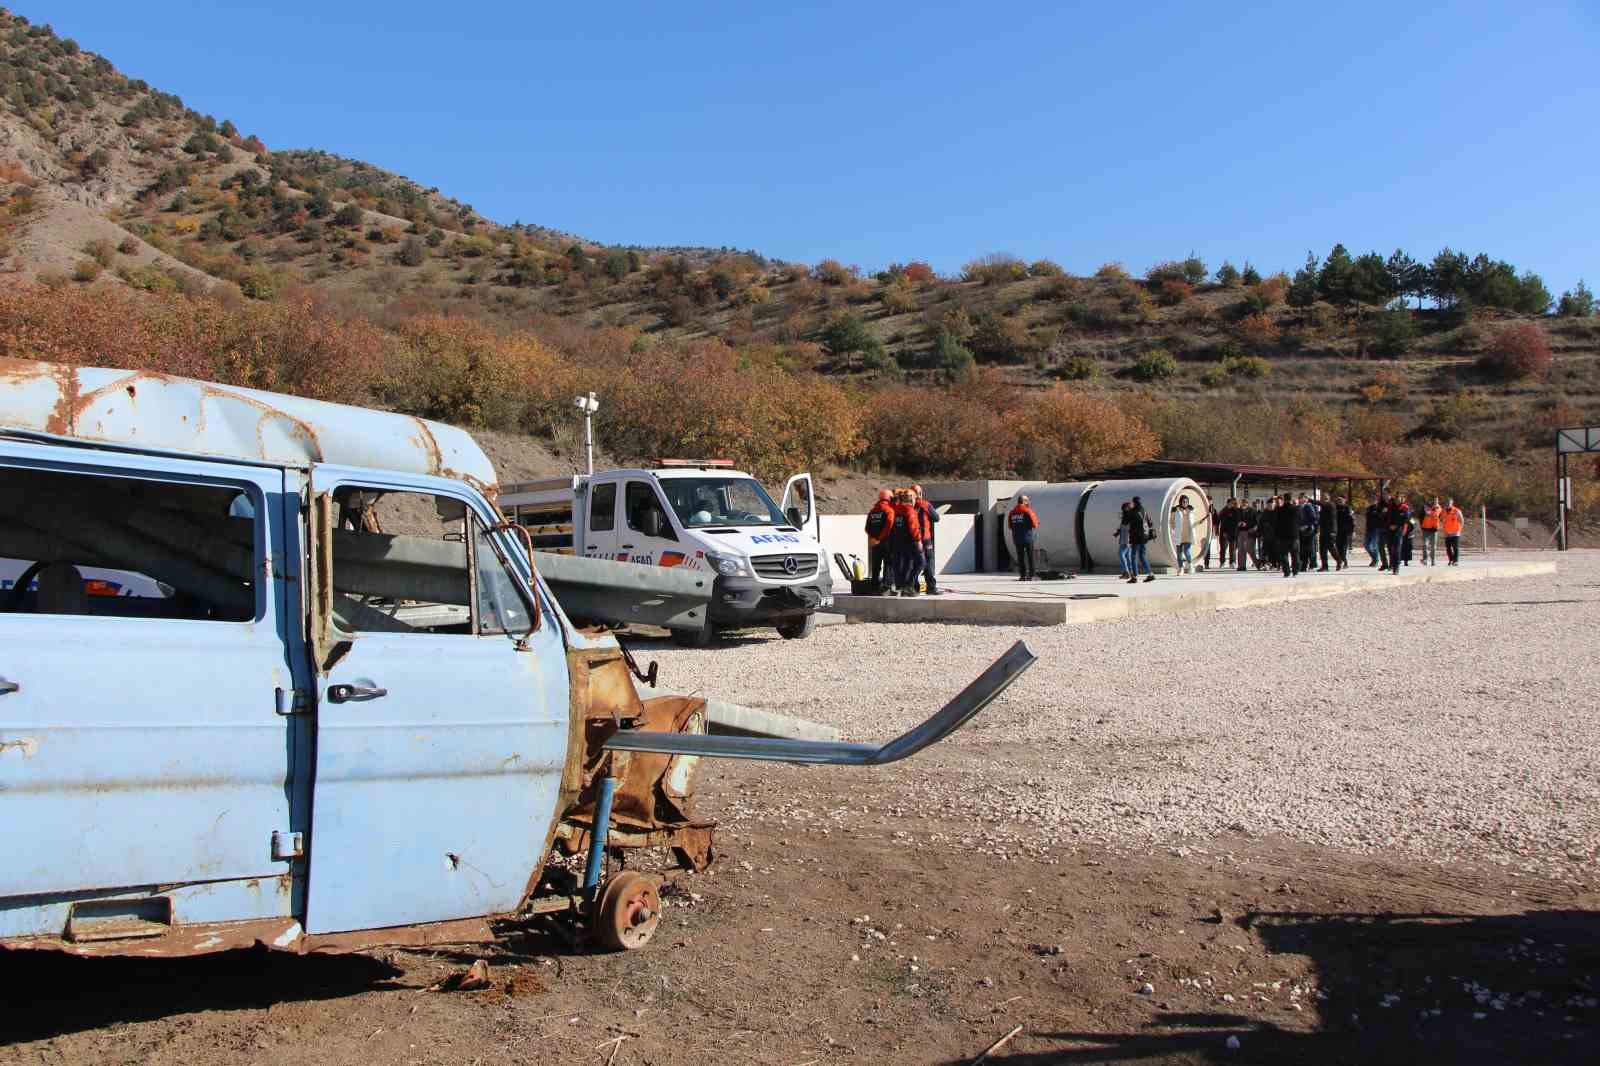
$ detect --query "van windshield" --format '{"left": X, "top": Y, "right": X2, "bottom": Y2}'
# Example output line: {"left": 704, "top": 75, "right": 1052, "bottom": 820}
{"left": 660, "top": 477, "right": 787, "bottom": 529}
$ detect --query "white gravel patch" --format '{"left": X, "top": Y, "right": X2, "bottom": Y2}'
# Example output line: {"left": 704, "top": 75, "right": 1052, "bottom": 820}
{"left": 644, "top": 553, "right": 1600, "bottom": 881}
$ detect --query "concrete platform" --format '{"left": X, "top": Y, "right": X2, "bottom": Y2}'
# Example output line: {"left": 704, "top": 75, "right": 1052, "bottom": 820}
{"left": 833, "top": 554, "right": 1557, "bottom": 626}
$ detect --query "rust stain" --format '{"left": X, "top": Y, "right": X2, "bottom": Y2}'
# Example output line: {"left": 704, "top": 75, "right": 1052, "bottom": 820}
{"left": 410, "top": 417, "right": 444, "bottom": 474}
{"left": 44, "top": 360, "right": 77, "bottom": 436}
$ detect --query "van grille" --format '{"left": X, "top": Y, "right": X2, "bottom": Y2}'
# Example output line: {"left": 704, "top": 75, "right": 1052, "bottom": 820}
{"left": 751, "top": 553, "right": 818, "bottom": 580}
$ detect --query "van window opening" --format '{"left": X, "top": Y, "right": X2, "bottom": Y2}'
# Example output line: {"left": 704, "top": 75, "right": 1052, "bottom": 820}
{"left": 0, "top": 465, "right": 258, "bottom": 622}
{"left": 661, "top": 477, "right": 787, "bottom": 529}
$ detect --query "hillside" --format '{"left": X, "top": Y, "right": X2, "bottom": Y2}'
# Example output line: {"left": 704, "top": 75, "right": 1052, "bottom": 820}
{"left": 0, "top": 7, "right": 1596, "bottom": 526}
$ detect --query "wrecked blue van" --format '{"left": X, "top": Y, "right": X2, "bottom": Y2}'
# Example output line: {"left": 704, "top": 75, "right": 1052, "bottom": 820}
{"left": 0, "top": 360, "right": 1032, "bottom": 957}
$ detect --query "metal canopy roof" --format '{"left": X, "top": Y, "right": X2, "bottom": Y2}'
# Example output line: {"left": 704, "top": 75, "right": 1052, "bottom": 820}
{"left": 0, "top": 359, "right": 497, "bottom": 492}
{"left": 1071, "top": 459, "right": 1381, "bottom": 484}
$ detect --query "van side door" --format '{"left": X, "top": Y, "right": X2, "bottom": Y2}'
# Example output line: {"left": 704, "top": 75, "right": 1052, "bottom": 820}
{"left": 0, "top": 443, "right": 300, "bottom": 926}
{"left": 780, "top": 473, "right": 823, "bottom": 543}
{"left": 621, "top": 479, "right": 677, "bottom": 566}
{"left": 581, "top": 478, "right": 619, "bottom": 560}
{"left": 303, "top": 467, "right": 567, "bottom": 934}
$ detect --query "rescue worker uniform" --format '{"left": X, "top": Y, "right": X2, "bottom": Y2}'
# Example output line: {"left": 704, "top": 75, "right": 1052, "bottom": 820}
{"left": 1441, "top": 504, "right": 1465, "bottom": 565}
{"left": 888, "top": 499, "right": 925, "bottom": 595}
{"left": 1420, "top": 504, "right": 1441, "bottom": 565}
{"left": 863, "top": 492, "right": 895, "bottom": 593}
{"left": 1007, "top": 501, "right": 1040, "bottom": 581}
{"left": 915, "top": 496, "right": 940, "bottom": 593}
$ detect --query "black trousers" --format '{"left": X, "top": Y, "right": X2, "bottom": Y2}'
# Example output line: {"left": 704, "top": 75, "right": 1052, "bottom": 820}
{"left": 1336, "top": 532, "right": 1351, "bottom": 566}
{"left": 1445, "top": 535, "right": 1460, "bottom": 564}
{"left": 1013, "top": 537, "right": 1036, "bottom": 579}
{"left": 1319, "top": 534, "right": 1334, "bottom": 570}
{"left": 1298, "top": 531, "right": 1315, "bottom": 569}
{"left": 921, "top": 541, "right": 937, "bottom": 591}
{"left": 1281, "top": 537, "right": 1298, "bottom": 576}
{"left": 868, "top": 543, "right": 887, "bottom": 591}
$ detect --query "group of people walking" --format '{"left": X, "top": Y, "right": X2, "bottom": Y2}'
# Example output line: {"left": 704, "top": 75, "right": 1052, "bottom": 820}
{"left": 1363, "top": 494, "right": 1466, "bottom": 572}
{"left": 1204, "top": 494, "right": 1357, "bottom": 578}
{"left": 863, "top": 484, "right": 940, "bottom": 595}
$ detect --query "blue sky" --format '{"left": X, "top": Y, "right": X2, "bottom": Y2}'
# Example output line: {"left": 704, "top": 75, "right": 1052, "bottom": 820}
{"left": 44, "top": 1, "right": 1600, "bottom": 296}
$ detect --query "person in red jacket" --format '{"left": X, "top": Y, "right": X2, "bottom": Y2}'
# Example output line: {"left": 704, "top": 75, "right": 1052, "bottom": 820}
{"left": 1007, "top": 494, "right": 1040, "bottom": 581}
{"left": 912, "top": 484, "right": 941, "bottom": 594}
{"left": 888, "top": 489, "right": 926, "bottom": 595}
{"left": 863, "top": 489, "right": 895, "bottom": 594}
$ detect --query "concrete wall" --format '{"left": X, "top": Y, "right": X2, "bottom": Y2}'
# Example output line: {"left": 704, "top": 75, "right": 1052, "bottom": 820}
{"left": 819, "top": 513, "right": 976, "bottom": 584}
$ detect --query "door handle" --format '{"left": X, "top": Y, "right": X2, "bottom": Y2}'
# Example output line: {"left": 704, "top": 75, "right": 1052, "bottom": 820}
{"left": 620, "top": 544, "right": 635, "bottom": 549}
{"left": 0, "top": 678, "right": 18, "bottom": 696}
{"left": 327, "top": 683, "right": 387, "bottom": 703}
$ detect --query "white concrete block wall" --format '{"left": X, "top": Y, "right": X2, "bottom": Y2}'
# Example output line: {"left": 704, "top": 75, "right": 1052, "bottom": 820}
{"left": 819, "top": 514, "right": 976, "bottom": 584}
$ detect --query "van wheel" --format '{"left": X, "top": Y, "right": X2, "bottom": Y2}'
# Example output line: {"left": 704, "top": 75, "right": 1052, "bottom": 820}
{"left": 671, "top": 625, "right": 714, "bottom": 648}
{"left": 593, "top": 871, "right": 660, "bottom": 951}
{"left": 776, "top": 615, "right": 817, "bottom": 640}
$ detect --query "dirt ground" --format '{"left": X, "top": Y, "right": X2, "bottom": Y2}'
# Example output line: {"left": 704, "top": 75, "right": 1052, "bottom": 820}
{"left": 5, "top": 561, "right": 1598, "bottom": 1065}
{"left": 3, "top": 769, "right": 1595, "bottom": 1065}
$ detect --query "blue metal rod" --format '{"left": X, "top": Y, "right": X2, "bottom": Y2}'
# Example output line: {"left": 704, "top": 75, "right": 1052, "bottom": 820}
{"left": 582, "top": 776, "right": 618, "bottom": 897}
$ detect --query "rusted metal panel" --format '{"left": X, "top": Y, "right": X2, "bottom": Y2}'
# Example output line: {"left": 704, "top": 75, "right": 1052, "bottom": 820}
{"left": 0, "top": 358, "right": 497, "bottom": 496}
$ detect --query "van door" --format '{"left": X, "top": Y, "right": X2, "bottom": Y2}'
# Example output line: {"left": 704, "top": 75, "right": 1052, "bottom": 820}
{"left": 303, "top": 468, "right": 567, "bottom": 934}
{"left": 580, "top": 478, "right": 620, "bottom": 561}
{"left": 780, "top": 473, "right": 823, "bottom": 543}
{"left": 0, "top": 444, "right": 299, "bottom": 912}
{"left": 622, "top": 479, "right": 678, "bottom": 566}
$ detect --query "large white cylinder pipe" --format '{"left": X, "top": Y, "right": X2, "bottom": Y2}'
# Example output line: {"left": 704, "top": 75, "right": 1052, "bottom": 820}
{"left": 1081, "top": 477, "right": 1212, "bottom": 572}
{"left": 1022, "top": 481, "right": 1097, "bottom": 571}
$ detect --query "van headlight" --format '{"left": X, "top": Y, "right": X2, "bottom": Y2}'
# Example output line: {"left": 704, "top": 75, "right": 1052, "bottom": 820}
{"left": 704, "top": 551, "right": 746, "bottom": 577}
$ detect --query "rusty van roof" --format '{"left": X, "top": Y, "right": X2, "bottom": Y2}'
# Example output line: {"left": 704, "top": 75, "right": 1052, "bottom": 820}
{"left": 0, "top": 359, "right": 497, "bottom": 494}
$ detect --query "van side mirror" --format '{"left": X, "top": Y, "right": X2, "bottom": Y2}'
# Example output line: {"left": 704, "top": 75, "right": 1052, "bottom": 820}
{"left": 785, "top": 506, "right": 803, "bottom": 528}
{"left": 642, "top": 508, "right": 663, "bottom": 538}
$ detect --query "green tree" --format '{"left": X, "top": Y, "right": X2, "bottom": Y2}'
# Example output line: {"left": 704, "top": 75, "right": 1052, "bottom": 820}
{"left": 1427, "top": 248, "right": 1468, "bottom": 308}
{"left": 1129, "top": 349, "right": 1178, "bottom": 382}
{"left": 1214, "top": 261, "right": 1240, "bottom": 287}
{"left": 931, "top": 328, "right": 975, "bottom": 381}
{"left": 1557, "top": 279, "right": 1594, "bottom": 317}
{"left": 1385, "top": 250, "right": 1423, "bottom": 308}
{"left": 333, "top": 203, "right": 363, "bottom": 227}
{"left": 1287, "top": 253, "right": 1320, "bottom": 308}
{"left": 1349, "top": 252, "right": 1394, "bottom": 312}
{"left": 603, "top": 250, "right": 630, "bottom": 282}
{"left": 820, "top": 313, "right": 882, "bottom": 371}
{"left": 1369, "top": 307, "right": 1416, "bottom": 357}
{"left": 1514, "top": 271, "right": 1551, "bottom": 315}
{"left": 1181, "top": 254, "right": 1207, "bottom": 284}
{"left": 1240, "top": 263, "right": 1262, "bottom": 286}
{"left": 1317, "top": 243, "right": 1354, "bottom": 307}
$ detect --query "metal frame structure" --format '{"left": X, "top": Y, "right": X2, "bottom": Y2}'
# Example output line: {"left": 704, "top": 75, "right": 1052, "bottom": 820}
{"left": 1554, "top": 427, "right": 1600, "bottom": 551}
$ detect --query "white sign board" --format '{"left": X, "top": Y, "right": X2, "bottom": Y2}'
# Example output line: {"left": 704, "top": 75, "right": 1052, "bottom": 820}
{"left": 1556, "top": 426, "right": 1600, "bottom": 454}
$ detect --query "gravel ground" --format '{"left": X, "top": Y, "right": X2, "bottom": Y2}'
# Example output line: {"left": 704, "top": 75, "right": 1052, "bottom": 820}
{"left": 643, "top": 552, "right": 1600, "bottom": 883}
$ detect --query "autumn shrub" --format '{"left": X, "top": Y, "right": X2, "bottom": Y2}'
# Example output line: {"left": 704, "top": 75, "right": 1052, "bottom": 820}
{"left": 1199, "top": 366, "right": 1227, "bottom": 389}
{"left": 1094, "top": 262, "right": 1129, "bottom": 280}
{"left": 902, "top": 261, "right": 936, "bottom": 285}
{"left": 1222, "top": 354, "right": 1271, "bottom": 379}
{"left": 71, "top": 259, "right": 102, "bottom": 282}
{"left": 1478, "top": 323, "right": 1552, "bottom": 381}
{"left": 1028, "top": 259, "right": 1065, "bottom": 278}
{"left": 1152, "top": 278, "right": 1192, "bottom": 306}
{"left": 1236, "top": 312, "right": 1281, "bottom": 348}
{"left": 861, "top": 385, "right": 1016, "bottom": 478}
{"left": 1128, "top": 349, "right": 1177, "bottom": 382}
{"left": 1016, "top": 389, "right": 1158, "bottom": 480}
{"left": 962, "top": 253, "right": 1026, "bottom": 285}
{"left": 378, "top": 315, "right": 557, "bottom": 430}
{"left": 813, "top": 259, "right": 855, "bottom": 286}
{"left": 879, "top": 277, "right": 918, "bottom": 314}
{"left": 1391, "top": 440, "right": 1510, "bottom": 508}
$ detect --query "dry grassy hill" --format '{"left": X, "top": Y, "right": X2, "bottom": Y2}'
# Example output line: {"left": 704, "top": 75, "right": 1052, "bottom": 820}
{"left": 1, "top": 7, "right": 1597, "bottom": 525}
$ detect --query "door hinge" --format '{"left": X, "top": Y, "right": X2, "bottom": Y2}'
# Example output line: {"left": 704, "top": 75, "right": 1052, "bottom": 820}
{"left": 271, "top": 830, "right": 304, "bottom": 861}
{"left": 275, "top": 686, "right": 314, "bottom": 716}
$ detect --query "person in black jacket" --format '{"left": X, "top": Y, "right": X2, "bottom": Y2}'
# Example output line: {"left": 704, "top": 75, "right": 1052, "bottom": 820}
{"left": 1274, "top": 494, "right": 1300, "bottom": 577}
{"left": 1317, "top": 495, "right": 1336, "bottom": 571}
{"left": 1334, "top": 495, "right": 1355, "bottom": 570}
{"left": 912, "top": 484, "right": 940, "bottom": 594}
{"left": 1124, "top": 496, "right": 1155, "bottom": 583}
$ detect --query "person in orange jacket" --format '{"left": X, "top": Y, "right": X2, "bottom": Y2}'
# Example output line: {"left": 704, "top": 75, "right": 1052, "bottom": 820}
{"left": 1419, "top": 498, "right": 1443, "bottom": 566}
{"left": 888, "top": 489, "right": 926, "bottom": 595}
{"left": 863, "top": 489, "right": 896, "bottom": 594}
{"left": 1007, "top": 494, "right": 1040, "bottom": 581}
{"left": 1441, "top": 497, "right": 1465, "bottom": 566}
{"left": 912, "top": 483, "right": 941, "bottom": 595}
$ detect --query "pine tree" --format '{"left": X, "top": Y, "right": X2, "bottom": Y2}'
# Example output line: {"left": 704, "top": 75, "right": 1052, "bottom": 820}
{"left": 1317, "top": 243, "right": 1354, "bottom": 307}
{"left": 1287, "top": 253, "right": 1320, "bottom": 308}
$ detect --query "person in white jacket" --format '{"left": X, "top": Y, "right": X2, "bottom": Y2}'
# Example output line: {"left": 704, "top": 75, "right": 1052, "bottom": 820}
{"left": 1171, "top": 498, "right": 1197, "bottom": 575}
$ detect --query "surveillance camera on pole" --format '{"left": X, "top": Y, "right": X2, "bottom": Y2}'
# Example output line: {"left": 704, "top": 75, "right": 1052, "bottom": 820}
{"left": 574, "top": 392, "right": 599, "bottom": 475}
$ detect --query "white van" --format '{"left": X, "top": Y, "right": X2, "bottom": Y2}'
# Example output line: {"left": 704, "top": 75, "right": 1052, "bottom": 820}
{"left": 499, "top": 461, "right": 832, "bottom": 644}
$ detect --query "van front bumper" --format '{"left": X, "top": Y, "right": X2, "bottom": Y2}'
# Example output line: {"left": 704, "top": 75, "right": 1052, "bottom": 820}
{"left": 708, "top": 573, "right": 833, "bottom": 627}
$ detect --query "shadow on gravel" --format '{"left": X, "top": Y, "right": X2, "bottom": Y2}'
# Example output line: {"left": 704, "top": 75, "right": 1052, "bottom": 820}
{"left": 945, "top": 909, "right": 1599, "bottom": 1066}
{"left": 0, "top": 945, "right": 404, "bottom": 1043}
{"left": 1464, "top": 599, "right": 1592, "bottom": 606}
